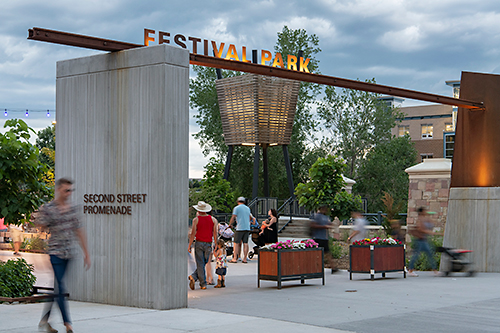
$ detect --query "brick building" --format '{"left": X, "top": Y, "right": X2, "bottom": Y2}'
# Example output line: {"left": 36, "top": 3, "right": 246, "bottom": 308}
{"left": 388, "top": 81, "right": 459, "bottom": 163}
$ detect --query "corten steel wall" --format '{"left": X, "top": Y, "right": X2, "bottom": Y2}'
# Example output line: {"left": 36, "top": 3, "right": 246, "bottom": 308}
{"left": 444, "top": 72, "right": 500, "bottom": 272}
{"left": 451, "top": 71, "right": 500, "bottom": 187}
{"left": 55, "top": 44, "right": 189, "bottom": 308}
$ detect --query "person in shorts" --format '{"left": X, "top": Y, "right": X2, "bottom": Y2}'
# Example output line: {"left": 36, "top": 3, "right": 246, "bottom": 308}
{"left": 228, "top": 197, "right": 252, "bottom": 263}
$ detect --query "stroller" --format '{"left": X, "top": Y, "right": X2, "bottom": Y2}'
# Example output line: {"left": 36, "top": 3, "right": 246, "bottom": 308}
{"left": 218, "top": 223, "right": 234, "bottom": 257}
{"left": 437, "top": 247, "right": 475, "bottom": 277}
{"left": 248, "top": 227, "right": 265, "bottom": 259}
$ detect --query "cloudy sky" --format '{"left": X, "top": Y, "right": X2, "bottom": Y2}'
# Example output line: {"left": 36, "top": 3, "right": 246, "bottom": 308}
{"left": 1, "top": 0, "right": 500, "bottom": 177}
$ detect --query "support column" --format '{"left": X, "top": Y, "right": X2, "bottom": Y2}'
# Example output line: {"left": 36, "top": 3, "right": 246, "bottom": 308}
{"left": 252, "top": 144, "right": 260, "bottom": 199}
{"left": 282, "top": 145, "right": 295, "bottom": 198}
{"left": 223, "top": 145, "right": 234, "bottom": 180}
{"left": 263, "top": 144, "right": 269, "bottom": 197}
{"left": 56, "top": 44, "right": 189, "bottom": 309}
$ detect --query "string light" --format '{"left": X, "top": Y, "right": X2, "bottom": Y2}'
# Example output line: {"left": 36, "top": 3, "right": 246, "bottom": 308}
{"left": 0, "top": 108, "right": 56, "bottom": 118}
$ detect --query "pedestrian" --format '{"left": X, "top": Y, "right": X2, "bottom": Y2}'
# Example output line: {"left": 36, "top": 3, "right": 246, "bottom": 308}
{"left": 310, "top": 205, "right": 337, "bottom": 273}
{"left": 408, "top": 207, "right": 438, "bottom": 277}
{"left": 348, "top": 211, "right": 368, "bottom": 244}
{"left": 36, "top": 178, "right": 91, "bottom": 333}
{"left": 8, "top": 222, "right": 23, "bottom": 255}
{"left": 228, "top": 197, "right": 252, "bottom": 263}
{"left": 213, "top": 239, "right": 227, "bottom": 288}
{"left": 188, "top": 201, "right": 218, "bottom": 290}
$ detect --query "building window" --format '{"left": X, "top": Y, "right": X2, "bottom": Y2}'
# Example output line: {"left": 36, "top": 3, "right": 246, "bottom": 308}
{"left": 444, "top": 133, "right": 455, "bottom": 159}
{"left": 445, "top": 123, "right": 453, "bottom": 132}
{"left": 398, "top": 125, "right": 409, "bottom": 137}
{"left": 421, "top": 153, "right": 433, "bottom": 162}
{"left": 421, "top": 124, "right": 433, "bottom": 139}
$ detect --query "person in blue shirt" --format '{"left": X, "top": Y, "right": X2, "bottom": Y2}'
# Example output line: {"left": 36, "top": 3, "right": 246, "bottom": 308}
{"left": 311, "top": 205, "right": 337, "bottom": 273}
{"left": 228, "top": 197, "right": 252, "bottom": 263}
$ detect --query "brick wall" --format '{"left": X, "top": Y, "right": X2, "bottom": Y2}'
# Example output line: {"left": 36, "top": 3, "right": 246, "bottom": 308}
{"left": 407, "top": 177, "right": 450, "bottom": 230}
{"left": 413, "top": 139, "right": 444, "bottom": 160}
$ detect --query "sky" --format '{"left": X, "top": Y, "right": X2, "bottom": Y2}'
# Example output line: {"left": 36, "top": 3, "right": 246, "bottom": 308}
{"left": 1, "top": 0, "right": 500, "bottom": 178}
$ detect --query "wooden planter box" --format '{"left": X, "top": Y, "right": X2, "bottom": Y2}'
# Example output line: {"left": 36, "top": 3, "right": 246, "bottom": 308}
{"left": 349, "top": 244, "right": 406, "bottom": 280}
{"left": 0, "top": 286, "right": 68, "bottom": 304}
{"left": 258, "top": 248, "right": 324, "bottom": 289}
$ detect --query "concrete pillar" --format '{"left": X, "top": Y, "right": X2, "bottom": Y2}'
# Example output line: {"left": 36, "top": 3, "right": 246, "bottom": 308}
{"left": 55, "top": 44, "right": 189, "bottom": 309}
{"left": 405, "top": 158, "right": 451, "bottom": 230}
{"left": 342, "top": 176, "right": 356, "bottom": 194}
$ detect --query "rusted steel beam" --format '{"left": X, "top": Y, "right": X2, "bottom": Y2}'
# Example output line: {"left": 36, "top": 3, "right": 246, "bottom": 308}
{"left": 28, "top": 27, "right": 142, "bottom": 52}
{"left": 190, "top": 54, "right": 484, "bottom": 110}
{"left": 26, "top": 27, "right": 484, "bottom": 109}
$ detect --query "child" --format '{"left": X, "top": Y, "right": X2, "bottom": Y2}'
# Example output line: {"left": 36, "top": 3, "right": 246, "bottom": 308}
{"left": 214, "top": 239, "right": 227, "bottom": 288}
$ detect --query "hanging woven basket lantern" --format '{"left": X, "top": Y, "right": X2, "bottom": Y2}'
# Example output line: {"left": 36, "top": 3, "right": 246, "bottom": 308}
{"left": 216, "top": 74, "right": 300, "bottom": 146}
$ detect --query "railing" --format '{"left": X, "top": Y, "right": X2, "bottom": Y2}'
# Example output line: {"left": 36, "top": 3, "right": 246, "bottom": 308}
{"left": 215, "top": 197, "right": 407, "bottom": 232}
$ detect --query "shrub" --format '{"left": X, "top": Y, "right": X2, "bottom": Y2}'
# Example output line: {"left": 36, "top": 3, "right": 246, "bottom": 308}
{"left": 25, "top": 237, "right": 48, "bottom": 252}
{"left": 329, "top": 239, "right": 343, "bottom": 259}
{"left": 0, "top": 258, "right": 37, "bottom": 298}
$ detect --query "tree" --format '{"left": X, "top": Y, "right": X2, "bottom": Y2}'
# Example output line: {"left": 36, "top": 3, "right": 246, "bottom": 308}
{"left": 295, "top": 155, "right": 361, "bottom": 219}
{"left": 36, "top": 125, "right": 55, "bottom": 169}
{"left": 0, "top": 119, "right": 52, "bottom": 225}
{"left": 190, "top": 26, "right": 322, "bottom": 198}
{"left": 36, "top": 125, "right": 55, "bottom": 187}
{"left": 354, "top": 135, "right": 417, "bottom": 212}
{"left": 189, "top": 158, "right": 236, "bottom": 217}
{"left": 317, "top": 82, "right": 404, "bottom": 178}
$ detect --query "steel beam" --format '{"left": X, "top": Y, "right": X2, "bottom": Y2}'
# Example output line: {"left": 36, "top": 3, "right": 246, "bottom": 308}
{"left": 190, "top": 54, "right": 484, "bottom": 110}
{"left": 28, "top": 27, "right": 142, "bottom": 52}
{"left": 27, "top": 27, "right": 484, "bottom": 109}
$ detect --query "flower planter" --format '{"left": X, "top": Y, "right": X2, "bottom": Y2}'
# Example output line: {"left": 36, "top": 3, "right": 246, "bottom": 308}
{"left": 349, "top": 244, "right": 406, "bottom": 280}
{"left": 258, "top": 248, "right": 324, "bottom": 289}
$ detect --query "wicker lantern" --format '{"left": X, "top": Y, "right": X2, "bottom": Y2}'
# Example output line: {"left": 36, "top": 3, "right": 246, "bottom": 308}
{"left": 216, "top": 73, "right": 300, "bottom": 200}
{"left": 216, "top": 74, "right": 300, "bottom": 146}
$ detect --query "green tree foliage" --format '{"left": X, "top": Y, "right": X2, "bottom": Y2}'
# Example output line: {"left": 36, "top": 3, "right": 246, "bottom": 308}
{"left": 190, "top": 26, "right": 322, "bottom": 199}
{"left": 189, "top": 158, "right": 236, "bottom": 216}
{"left": 295, "top": 155, "right": 361, "bottom": 219}
{"left": 36, "top": 125, "right": 55, "bottom": 169}
{"left": 0, "top": 119, "right": 52, "bottom": 225}
{"left": 331, "top": 190, "right": 363, "bottom": 221}
{"left": 0, "top": 258, "right": 37, "bottom": 298}
{"left": 190, "top": 67, "right": 241, "bottom": 159}
{"left": 317, "top": 82, "right": 404, "bottom": 178}
{"left": 354, "top": 135, "right": 417, "bottom": 212}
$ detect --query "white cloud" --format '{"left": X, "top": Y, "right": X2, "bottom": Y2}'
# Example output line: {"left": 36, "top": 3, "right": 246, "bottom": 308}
{"left": 378, "top": 25, "right": 425, "bottom": 52}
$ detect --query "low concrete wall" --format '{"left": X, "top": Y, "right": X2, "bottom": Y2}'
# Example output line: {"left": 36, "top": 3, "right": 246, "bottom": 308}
{"left": 444, "top": 187, "right": 500, "bottom": 272}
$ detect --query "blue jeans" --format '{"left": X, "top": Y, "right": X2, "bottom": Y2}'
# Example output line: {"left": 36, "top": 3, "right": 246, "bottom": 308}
{"left": 190, "top": 241, "right": 212, "bottom": 287}
{"left": 409, "top": 239, "right": 436, "bottom": 270}
{"left": 41, "top": 255, "right": 71, "bottom": 324}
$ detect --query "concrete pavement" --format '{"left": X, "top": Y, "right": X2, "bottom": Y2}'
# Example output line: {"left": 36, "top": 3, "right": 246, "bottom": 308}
{"left": 1, "top": 250, "right": 500, "bottom": 332}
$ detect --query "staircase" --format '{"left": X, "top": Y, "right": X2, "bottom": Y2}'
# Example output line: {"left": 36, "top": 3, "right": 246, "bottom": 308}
{"left": 277, "top": 217, "right": 310, "bottom": 239}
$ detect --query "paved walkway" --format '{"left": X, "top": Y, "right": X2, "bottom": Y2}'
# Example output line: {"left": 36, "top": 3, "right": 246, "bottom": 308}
{"left": 2, "top": 250, "right": 500, "bottom": 332}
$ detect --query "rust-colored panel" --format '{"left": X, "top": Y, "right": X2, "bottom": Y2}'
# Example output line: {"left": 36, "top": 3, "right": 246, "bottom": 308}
{"left": 350, "top": 247, "right": 371, "bottom": 271}
{"left": 259, "top": 251, "right": 277, "bottom": 276}
{"left": 280, "top": 250, "right": 323, "bottom": 275}
{"left": 451, "top": 72, "right": 500, "bottom": 187}
{"left": 373, "top": 247, "right": 404, "bottom": 271}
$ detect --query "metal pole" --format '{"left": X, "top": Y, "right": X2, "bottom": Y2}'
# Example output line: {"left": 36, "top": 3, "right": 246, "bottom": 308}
{"left": 263, "top": 144, "right": 270, "bottom": 197}
{"left": 223, "top": 145, "right": 234, "bottom": 180}
{"left": 282, "top": 145, "right": 295, "bottom": 198}
{"left": 252, "top": 144, "right": 260, "bottom": 200}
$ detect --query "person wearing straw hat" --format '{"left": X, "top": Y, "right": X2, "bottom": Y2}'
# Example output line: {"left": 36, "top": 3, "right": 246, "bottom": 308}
{"left": 188, "top": 201, "right": 219, "bottom": 290}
